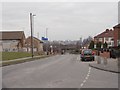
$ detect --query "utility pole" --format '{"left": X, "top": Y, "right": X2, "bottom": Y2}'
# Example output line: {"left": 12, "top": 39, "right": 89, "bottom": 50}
{"left": 46, "top": 28, "right": 48, "bottom": 55}
{"left": 30, "top": 13, "right": 36, "bottom": 58}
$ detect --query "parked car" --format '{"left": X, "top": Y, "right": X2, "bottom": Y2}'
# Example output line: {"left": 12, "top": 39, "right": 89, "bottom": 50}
{"left": 81, "top": 49, "right": 94, "bottom": 61}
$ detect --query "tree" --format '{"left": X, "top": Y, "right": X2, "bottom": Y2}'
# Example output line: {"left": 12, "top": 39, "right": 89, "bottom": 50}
{"left": 96, "top": 42, "right": 102, "bottom": 49}
{"left": 89, "top": 41, "right": 94, "bottom": 49}
{"left": 103, "top": 42, "right": 108, "bottom": 48}
{"left": 82, "top": 36, "right": 93, "bottom": 48}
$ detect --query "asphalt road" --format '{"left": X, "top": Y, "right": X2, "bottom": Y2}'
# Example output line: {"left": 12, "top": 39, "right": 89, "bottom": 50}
{"left": 2, "top": 54, "right": 118, "bottom": 88}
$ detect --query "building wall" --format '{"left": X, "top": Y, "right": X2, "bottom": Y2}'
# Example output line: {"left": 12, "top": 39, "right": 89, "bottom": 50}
{"left": 0, "top": 40, "right": 21, "bottom": 52}
{"left": 38, "top": 43, "right": 43, "bottom": 52}
{"left": 0, "top": 41, "right": 2, "bottom": 52}
{"left": 118, "top": 31, "right": 120, "bottom": 46}
{"left": 99, "top": 38, "right": 103, "bottom": 42}
{"left": 104, "top": 37, "right": 114, "bottom": 47}
{"left": 94, "top": 37, "right": 114, "bottom": 48}
{"left": 25, "top": 37, "right": 43, "bottom": 52}
{"left": 114, "top": 28, "right": 119, "bottom": 46}
{"left": 0, "top": 46, "right": 2, "bottom": 52}
{"left": 94, "top": 38, "right": 99, "bottom": 43}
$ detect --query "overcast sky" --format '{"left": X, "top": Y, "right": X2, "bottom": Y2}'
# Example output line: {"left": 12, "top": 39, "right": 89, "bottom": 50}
{"left": 2, "top": 2, "right": 118, "bottom": 41}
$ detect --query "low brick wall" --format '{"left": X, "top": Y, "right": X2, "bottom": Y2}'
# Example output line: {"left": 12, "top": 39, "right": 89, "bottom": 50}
{"left": 100, "top": 52, "right": 110, "bottom": 58}
{"left": 92, "top": 50, "right": 98, "bottom": 55}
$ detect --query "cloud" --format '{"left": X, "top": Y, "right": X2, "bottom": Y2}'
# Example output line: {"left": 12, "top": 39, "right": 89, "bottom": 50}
{"left": 2, "top": 2, "right": 118, "bottom": 40}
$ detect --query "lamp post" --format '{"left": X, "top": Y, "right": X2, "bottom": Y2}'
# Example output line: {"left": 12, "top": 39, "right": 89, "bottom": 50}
{"left": 46, "top": 28, "right": 48, "bottom": 38}
{"left": 46, "top": 28, "right": 48, "bottom": 54}
{"left": 30, "top": 13, "right": 36, "bottom": 58}
{"left": 80, "top": 37, "right": 82, "bottom": 49}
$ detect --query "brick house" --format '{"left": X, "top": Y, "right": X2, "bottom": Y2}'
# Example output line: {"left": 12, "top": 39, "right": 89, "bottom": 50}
{"left": 94, "top": 29, "right": 114, "bottom": 48}
{"left": 0, "top": 31, "right": 25, "bottom": 52}
{"left": 25, "top": 36, "right": 43, "bottom": 53}
{"left": 113, "top": 24, "right": 120, "bottom": 46}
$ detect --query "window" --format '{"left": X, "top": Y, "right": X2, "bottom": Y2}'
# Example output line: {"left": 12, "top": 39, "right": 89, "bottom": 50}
{"left": 111, "top": 41, "right": 114, "bottom": 46}
{"left": 117, "top": 40, "right": 120, "bottom": 46}
{"left": 99, "top": 38, "right": 103, "bottom": 42}
{"left": 12, "top": 40, "right": 16, "bottom": 42}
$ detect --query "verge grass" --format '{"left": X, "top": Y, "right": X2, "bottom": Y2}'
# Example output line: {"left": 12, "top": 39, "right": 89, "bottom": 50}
{"left": 2, "top": 52, "right": 32, "bottom": 61}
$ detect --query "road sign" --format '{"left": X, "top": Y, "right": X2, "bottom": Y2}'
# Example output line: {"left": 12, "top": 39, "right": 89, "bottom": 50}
{"left": 42, "top": 37, "right": 48, "bottom": 41}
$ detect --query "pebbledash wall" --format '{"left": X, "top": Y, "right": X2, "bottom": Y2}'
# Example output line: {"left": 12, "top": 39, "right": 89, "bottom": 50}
{"left": 0, "top": 40, "right": 23, "bottom": 52}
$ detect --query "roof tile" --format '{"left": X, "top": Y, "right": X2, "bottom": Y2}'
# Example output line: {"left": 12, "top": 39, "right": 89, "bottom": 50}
{"left": 0, "top": 31, "right": 25, "bottom": 40}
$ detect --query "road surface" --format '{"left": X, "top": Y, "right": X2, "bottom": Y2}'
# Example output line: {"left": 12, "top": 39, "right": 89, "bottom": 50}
{"left": 2, "top": 54, "right": 118, "bottom": 88}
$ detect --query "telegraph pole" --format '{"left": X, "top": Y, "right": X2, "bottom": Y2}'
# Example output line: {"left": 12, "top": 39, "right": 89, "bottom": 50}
{"left": 30, "top": 13, "right": 36, "bottom": 58}
{"left": 46, "top": 28, "right": 48, "bottom": 55}
{"left": 30, "top": 13, "right": 33, "bottom": 58}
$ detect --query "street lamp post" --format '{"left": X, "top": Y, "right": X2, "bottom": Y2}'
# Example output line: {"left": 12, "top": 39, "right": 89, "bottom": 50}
{"left": 80, "top": 37, "right": 82, "bottom": 49}
{"left": 30, "top": 13, "right": 36, "bottom": 58}
{"left": 46, "top": 28, "right": 48, "bottom": 55}
{"left": 46, "top": 28, "right": 48, "bottom": 38}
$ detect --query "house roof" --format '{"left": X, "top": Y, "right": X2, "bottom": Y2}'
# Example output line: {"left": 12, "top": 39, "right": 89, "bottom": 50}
{"left": 26, "top": 36, "right": 43, "bottom": 43}
{"left": 113, "top": 24, "right": 120, "bottom": 28}
{"left": 94, "top": 29, "right": 114, "bottom": 38}
{"left": 0, "top": 31, "right": 25, "bottom": 40}
{"left": 33, "top": 37, "right": 43, "bottom": 43}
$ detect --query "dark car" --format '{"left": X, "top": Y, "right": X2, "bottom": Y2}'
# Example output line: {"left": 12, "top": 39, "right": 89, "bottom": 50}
{"left": 81, "top": 49, "right": 94, "bottom": 61}
{"left": 110, "top": 49, "right": 120, "bottom": 58}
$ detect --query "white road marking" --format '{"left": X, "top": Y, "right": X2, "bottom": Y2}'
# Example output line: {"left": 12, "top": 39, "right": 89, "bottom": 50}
{"left": 83, "top": 80, "right": 86, "bottom": 83}
{"left": 80, "top": 83, "right": 84, "bottom": 87}
{"left": 89, "top": 67, "right": 91, "bottom": 71}
{"left": 80, "top": 67, "right": 91, "bottom": 88}
{"left": 85, "top": 77, "right": 88, "bottom": 80}
{"left": 87, "top": 74, "right": 90, "bottom": 77}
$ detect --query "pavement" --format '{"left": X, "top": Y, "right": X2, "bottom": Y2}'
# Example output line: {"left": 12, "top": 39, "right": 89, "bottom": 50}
{"left": 89, "top": 56, "right": 120, "bottom": 73}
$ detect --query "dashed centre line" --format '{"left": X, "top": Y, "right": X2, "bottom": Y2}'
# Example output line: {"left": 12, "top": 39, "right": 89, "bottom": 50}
{"left": 80, "top": 67, "right": 91, "bottom": 88}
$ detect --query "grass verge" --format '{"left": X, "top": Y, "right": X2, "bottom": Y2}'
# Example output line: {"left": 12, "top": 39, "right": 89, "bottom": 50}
{"left": 1, "top": 55, "right": 51, "bottom": 67}
{"left": 2, "top": 52, "right": 32, "bottom": 61}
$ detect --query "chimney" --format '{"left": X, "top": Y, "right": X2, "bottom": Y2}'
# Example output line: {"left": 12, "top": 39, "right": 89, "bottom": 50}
{"left": 110, "top": 29, "right": 112, "bottom": 31}
{"left": 106, "top": 29, "right": 109, "bottom": 32}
